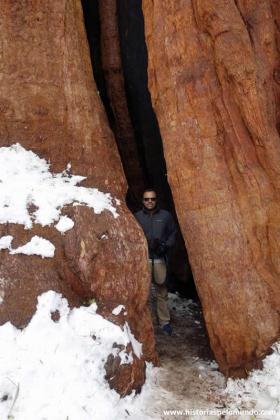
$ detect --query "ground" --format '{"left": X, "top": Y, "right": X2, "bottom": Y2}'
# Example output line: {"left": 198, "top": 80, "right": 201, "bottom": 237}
{"left": 0, "top": 286, "right": 278, "bottom": 419}
{"left": 140, "top": 290, "right": 229, "bottom": 419}
{"left": 139, "top": 290, "right": 280, "bottom": 420}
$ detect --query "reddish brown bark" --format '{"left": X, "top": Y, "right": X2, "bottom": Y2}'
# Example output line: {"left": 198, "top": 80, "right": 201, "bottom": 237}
{"left": 99, "top": 0, "right": 146, "bottom": 204}
{"left": 0, "top": 0, "right": 156, "bottom": 394}
{"left": 143, "top": 0, "right": 280, "bottom": 376}
{"left": 271, "top": 0, "right": 280, "bottom": 129}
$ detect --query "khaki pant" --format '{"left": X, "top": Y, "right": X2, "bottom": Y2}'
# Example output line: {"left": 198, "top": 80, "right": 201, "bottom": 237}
{"left": 149, "top": 259, "right": 170, "bottom": 326}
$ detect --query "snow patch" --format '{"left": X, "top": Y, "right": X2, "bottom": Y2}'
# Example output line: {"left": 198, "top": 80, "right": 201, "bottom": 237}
{"left": 0, "top": 291, "right": 149, "bottom": 420}
{"left": 119, "top": 350, "right": 133, "bottom": 365}
{"left": 225, "top": 342, "right": 280, "bottom": 415}
{"left": 10, "top": 236, "right": 55, "bottom": 258}
{"left": 0, "top": 143, "right": 118, "bottom": 231}
{"left": 0, "top": 235, "right": 13, "bottom": 250}
{"left": 124, "top": 322, "right": 142, "bottom": 359}
{"left": 112, "top": 305, "right": 125, "bottom": 316}
{"left": 55, "top": 215, "right": 74, "bottom": 234}
{"left": 0, "top": 235, "right": 54, "bottom": 259}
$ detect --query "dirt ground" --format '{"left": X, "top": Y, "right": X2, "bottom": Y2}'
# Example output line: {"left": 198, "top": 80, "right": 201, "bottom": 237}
{"left": 141, "top": 291, "right": 234, "bottom": 420}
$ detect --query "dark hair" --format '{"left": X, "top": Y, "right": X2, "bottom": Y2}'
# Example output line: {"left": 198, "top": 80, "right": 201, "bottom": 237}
{"left": 143, "top": 188, "right": 157, "bottom": 197}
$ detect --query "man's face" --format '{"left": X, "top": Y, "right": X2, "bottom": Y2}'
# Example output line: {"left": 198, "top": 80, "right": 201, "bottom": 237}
{"left": 143, "top": 191, "right": 157, "bottom": 211}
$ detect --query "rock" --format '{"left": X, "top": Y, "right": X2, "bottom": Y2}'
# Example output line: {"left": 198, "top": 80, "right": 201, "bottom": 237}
{"left": 0, "top": 0, "right": 156, "bottom": 394}
{"left": 143, "top": 0, "right": 280, "bottom": 377}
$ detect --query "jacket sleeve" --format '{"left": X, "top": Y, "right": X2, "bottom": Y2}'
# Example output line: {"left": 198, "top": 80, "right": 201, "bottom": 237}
{"left": 165, "top": 213, "right": 177, "bottom": 248}
{"left": 134, "top": 211, "right": 142, "bottom": 227}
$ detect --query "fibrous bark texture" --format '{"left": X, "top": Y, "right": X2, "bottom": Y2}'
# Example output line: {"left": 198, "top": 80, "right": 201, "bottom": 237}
{"left": 143, "top": 0, "right": 280, "bottom": 376}
{"left": 0, "top": 0, "right": 156, "bottom": 394}
{"left": 99, "top": 0, "right": 146, "bottom": 205}
{"left": 117, "top": 0, "right": 173, "bottom": 209}
{"left": 111, "top": 0, "right": 195, "bottom": 291}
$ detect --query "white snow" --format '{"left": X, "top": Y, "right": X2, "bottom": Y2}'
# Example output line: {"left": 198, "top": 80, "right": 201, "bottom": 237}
{"left": 225, "top": 342, "right": 280, "bottom": 418}
{"left": 1, "top": 289, "right": 280, "bottom": 419}
{"left": 55, "top": 215, "right": 74, "bottom": 233}
{"left": 10, "top": 235, "right": 55, "bottom": 258}
{"left": 0, "top": 143, "right": 118, "bottom": 230}
{"left": 0, "top": 236, "right": 13, "bottom": 250}
{"left": 112, "top": 304, "right": 125, "bottom": 315}
{"left": 0, "top": 291, "right": 150, "bottom": 420}
{"left": 0, "top": 143, "right": 119, "bottom": 259}
{"left": 124, "top": 322, "right": 142, "bottom": 359}
{"left": 0, "top": 235, "right": 54, "bottom": 259}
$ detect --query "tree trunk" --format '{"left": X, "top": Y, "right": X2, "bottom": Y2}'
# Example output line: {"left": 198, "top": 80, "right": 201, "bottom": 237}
{"left": 99, "top": 0, "right": 146, "bottom": 206}
{"left": 0, "top": 0, "right": 156, "bottom": 394}
{"left": 143, "top": 0, "right": 280, "bottom": 377}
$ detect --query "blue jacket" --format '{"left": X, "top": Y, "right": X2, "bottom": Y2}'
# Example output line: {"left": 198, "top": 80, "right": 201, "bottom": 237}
{"left": 134, "top": 207, "right": 177, "bottom": 259}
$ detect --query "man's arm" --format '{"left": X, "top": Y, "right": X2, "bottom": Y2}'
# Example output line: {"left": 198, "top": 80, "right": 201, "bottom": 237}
{"left": 165, "top": 213, "right": 177, "bottom": 248}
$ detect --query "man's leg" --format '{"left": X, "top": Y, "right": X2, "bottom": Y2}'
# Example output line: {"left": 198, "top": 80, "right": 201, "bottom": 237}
{"left": 153, "top": 260, "right": 170, "bottom": 326}
{"left": 155, "top": 283, "right": 170, "bottom": 326}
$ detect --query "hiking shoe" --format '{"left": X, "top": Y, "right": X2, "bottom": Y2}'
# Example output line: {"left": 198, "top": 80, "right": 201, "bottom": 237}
{"left": 162, "top": 323, "right": 172, "bottom": 336}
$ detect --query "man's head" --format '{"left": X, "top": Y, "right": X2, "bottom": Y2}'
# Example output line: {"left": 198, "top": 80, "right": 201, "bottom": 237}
{"left": 142, "top": 189, "right": 157, "bottom": 211}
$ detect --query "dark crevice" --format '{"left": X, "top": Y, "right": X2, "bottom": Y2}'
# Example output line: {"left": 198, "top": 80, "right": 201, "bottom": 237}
{"left": 117, "top": 0, "right": 172, "bottom": 210}
{"left": 81, "top": 0, "right": 197, "bottom": 299}
{"left": 82, "top": 0, "right": 146, "bottom": 209}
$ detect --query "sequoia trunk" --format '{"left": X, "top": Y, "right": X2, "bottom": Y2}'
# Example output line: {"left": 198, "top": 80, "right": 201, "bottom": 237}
{"left": 0, "top": 0, "right": 156, "bottom": 394}
{"left": 143, "top": 0, "right": 280, "bottom": 376}
{"left": 99, "top": 0, "right": 146, "bottom": 205}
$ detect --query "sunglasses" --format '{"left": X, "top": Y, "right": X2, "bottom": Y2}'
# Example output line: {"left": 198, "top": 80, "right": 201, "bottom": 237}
{"left": 143, "top": 197, "right": 157, "bottom": 201}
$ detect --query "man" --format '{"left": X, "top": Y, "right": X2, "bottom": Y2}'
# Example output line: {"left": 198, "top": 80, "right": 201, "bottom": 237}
{"left": 134, "top": 189, "right": 177, "bottom": 335}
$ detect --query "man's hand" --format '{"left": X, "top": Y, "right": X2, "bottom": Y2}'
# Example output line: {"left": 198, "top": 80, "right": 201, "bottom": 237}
{"left": 148, "top": 239, "right": 167, "bottom": 257}
{"left": 147, "top": 238, "right": 159, "bottom": 251}
{"left": 155, "top": 240, "right": 167, "bottom": 257}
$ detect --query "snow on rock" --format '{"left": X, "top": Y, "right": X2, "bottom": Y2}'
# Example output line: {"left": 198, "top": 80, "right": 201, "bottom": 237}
{"left": 225, "top": 342, "right": 280, "bottom": 417}
{"left": 10, "top": 236, "right": 55, "bottom": 258}
{"left": 112, "top": 305, "right": 125, "bottom": 315}
{"left": 0, "top": 235, "right": 13, "bottom": 250}
{"left": 0, "top": 291, "right": 149, "bottom": 420}
{"left": 55, "top": 215, "right": 74, "bottom": 234}
{"left": 0, "top": 143, "right": 118, "bottom": 230}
